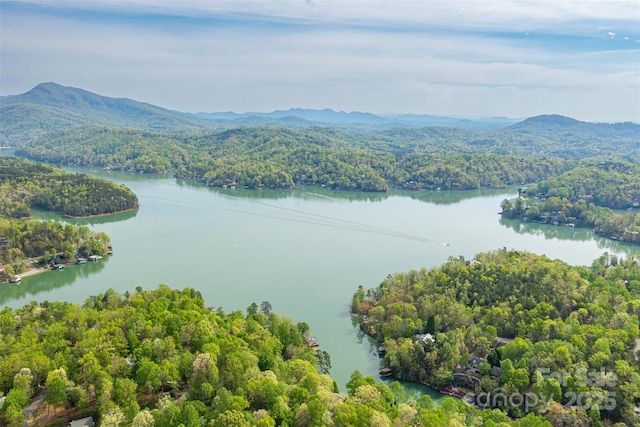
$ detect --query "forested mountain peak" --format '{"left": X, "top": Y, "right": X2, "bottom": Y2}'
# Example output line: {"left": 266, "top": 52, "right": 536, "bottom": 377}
{"left": 508, "top": 114, "right": 639, "bottom": 133}
{"left": 21, "top": 82, "right": 132, "bottom": 108}
{"left": 519, "top": 114, "right": 581, "bottom": 126}
{"left": 0, "top": 83, "right": 217, "bottom": 140}
{"left": 6, "top": 82, "right": 159, "bottom": 113}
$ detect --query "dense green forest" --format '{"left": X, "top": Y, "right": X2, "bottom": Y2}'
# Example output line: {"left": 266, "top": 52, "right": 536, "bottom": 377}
{"left": 0, "top": 157, "right": 139, "bottom": 218}
{"left": 15, "top": 126, "right": 574, "bottom": 192}
{"left": 500, "top": 162, "right": 640, "bottom": 244}
{"left": 351, "top": 250, "right": 640, "bottom": 426}
{"left": 0, "top": 285, "right": 558, "bottom": 427}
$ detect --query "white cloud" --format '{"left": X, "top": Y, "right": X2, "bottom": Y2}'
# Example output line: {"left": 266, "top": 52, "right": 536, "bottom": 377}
{"left": 1, "top": 0, "right": 639, "bottom": 121}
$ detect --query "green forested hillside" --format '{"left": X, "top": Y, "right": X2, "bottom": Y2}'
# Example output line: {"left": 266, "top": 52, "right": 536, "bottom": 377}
{"left": 3, "top": 84, "right": 639, "bottom": 161}
{"left": 0, "top": 157, "right": 139, "bottom": 218}
{"left": 352, "top": 250, "right": 640, "bottom": 426}
{"left": 0, "top": 82, "right": 217, "bottom": 144}
{"left": 500, "top": 161, "right": 640, "bottom": 244}
{"left": 4, "top": 83, "right": 638, "bottom": 197}
{"left": 16, "top": 126, "right": 574, "bottom": 192}
{"left": 521, "top": 162, "right": 640, "bottom": 210}
{"left": 0, "top": 285, "right": 555, "bottom": 427}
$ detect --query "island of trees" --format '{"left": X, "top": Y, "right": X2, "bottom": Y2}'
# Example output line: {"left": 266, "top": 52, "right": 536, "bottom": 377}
{"left": 0, "top": 157, "right": 138, "bottom": 282}
{"left": 0, "top": 285, "right": 558, "bottom": 427}
{"left": 352, "top": 249, "right": 640, "bottom": 426}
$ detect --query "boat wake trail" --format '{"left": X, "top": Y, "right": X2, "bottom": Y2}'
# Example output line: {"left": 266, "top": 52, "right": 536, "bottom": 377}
{"left": 144, "top": 195, "right": 448, "bottom": 246}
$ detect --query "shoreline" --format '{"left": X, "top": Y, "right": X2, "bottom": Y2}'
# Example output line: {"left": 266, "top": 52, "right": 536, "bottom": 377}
{"left": 10, "top": 206, "right": 139, "bottom": 222}
{"left": 63, "top": 205, "right": 139, "bottom": 219}
{"left": 1, "top": 265, "right": 49, "bottom": 285}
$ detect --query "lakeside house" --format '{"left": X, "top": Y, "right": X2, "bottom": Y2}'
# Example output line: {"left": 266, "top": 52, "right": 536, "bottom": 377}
{"left": 490, "top": 366, "right": 502, "bottom": 379}
{"left": 415, "top": 333, "right": 435, "bottom": 346}
{"left": 468, "top": 356, "right": 484, "bottom": 373}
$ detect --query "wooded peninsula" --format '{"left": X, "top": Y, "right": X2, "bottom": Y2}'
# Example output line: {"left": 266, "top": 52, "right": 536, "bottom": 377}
{"left": 352, "top": 249, "right": 640, "bottom": 426}
{"left": 0, "top": 158, "right": 138, "bottom": 282}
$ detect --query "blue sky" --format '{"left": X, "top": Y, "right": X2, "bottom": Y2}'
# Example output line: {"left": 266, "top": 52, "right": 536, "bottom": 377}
{"left": 1, "top": 0, "right": 639, "bottom": 122}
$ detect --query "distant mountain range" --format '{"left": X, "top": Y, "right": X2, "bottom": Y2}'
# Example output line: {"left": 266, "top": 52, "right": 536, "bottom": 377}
{"left": 1, "top": 83, "right": 638, "bottom": 152}
{"left": 195, "top": 109, "right": 521, "bottom": 130}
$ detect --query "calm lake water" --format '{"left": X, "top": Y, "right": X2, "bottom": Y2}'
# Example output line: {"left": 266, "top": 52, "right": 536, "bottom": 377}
{"left": 1, "top": 164, "right": 638, "bottom": 399}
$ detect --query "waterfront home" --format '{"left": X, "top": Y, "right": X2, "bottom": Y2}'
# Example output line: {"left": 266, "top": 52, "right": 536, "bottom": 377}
{"left": 491, "top": 366, "right": 502, "bottom": 379}
{"left": 415, "top": 333, "right": 435, "bottom": 347}
{"left": 9, "top": 276, "right": 21, "bottom": 283}
{"left": 468, "top": 356, "right": 484, "bottom": 373}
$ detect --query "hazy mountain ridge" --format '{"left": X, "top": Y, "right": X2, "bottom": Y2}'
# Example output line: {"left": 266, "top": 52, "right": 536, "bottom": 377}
{"left": 507, "top": 114, "right": 640, "bottom": 137}
{"left": 1, "top": 83, "right": 638, "bottom": 160}
{"left": 0, "top": 82, "right": 219, "bottom": 141}
{"left": 195, "top": 108, "right": 521, "bottom": 130}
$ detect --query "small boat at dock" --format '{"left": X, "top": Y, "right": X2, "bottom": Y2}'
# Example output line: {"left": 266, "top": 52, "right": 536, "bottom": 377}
{"left": 379, "top": 368, "right": 392, "bottom": 377}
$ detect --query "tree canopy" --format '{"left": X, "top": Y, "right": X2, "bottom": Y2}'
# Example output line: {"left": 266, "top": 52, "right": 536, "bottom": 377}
{"left": 0, "top": 285, "right": 555, "bottom": 427}
{"left": 0, "top": 157, "right": 139, "bottom": 218}
{"left": 501, "top": 161, "right": 640, "bottom": 244}
{"left": 352, "top": 250, "right": 640, "bottom": 426}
